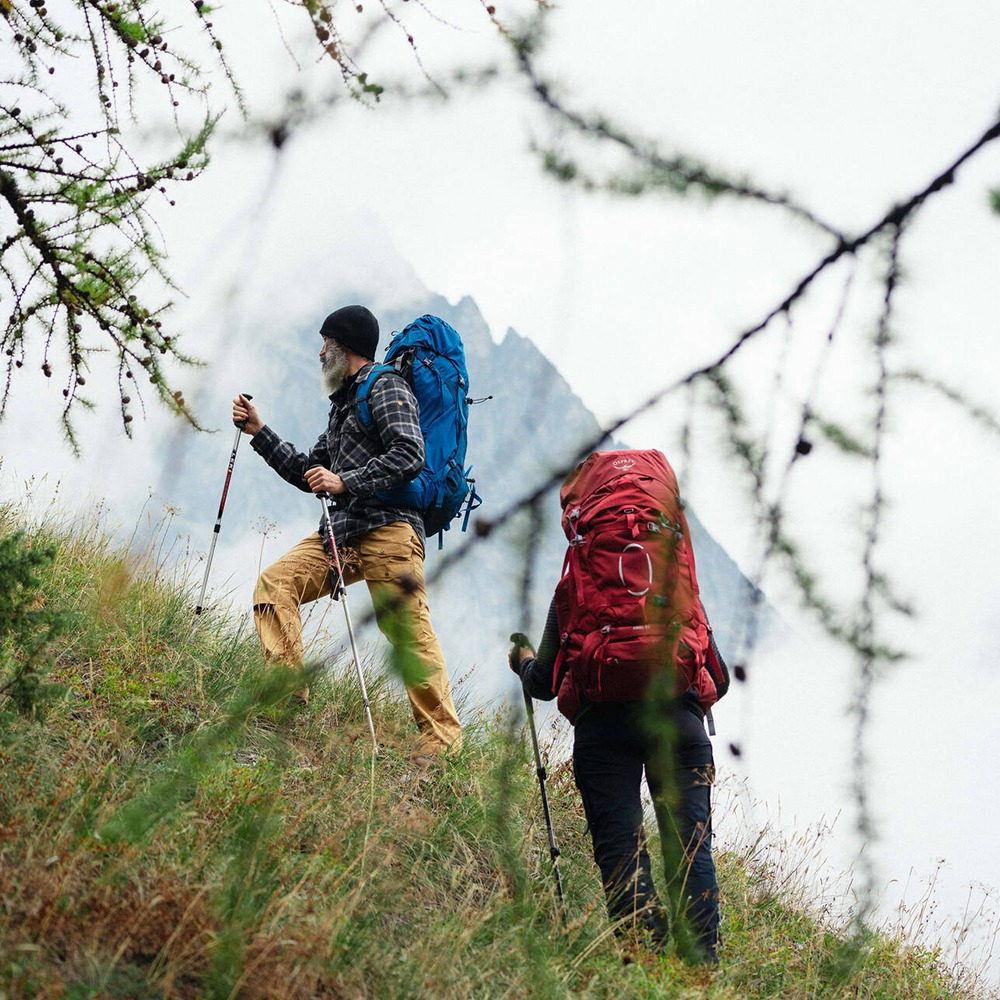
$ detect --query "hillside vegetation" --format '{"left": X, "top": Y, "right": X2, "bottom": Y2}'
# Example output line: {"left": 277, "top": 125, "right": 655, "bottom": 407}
{"left": 0, "top": 503, "right": 992, "bottom": 999}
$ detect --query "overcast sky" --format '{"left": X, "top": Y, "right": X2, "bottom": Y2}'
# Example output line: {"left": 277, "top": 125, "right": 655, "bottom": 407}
{"left": 4, "top": 0, "right": 1000, "bottom": 981}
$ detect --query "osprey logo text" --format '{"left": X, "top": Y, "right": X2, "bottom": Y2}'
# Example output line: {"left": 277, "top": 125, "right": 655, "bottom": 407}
{"left": 612, "top": 457, "right": 636, "bottom": 472}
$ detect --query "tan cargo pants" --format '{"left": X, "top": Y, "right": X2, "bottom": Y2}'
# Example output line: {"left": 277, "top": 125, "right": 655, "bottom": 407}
{"left": 253, "top": 521, "right": 462, "bottom": 756}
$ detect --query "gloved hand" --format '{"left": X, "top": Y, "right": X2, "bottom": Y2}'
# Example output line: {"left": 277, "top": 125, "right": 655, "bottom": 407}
{"left": 508, "top": 632, "right": 535, "bottom": 675}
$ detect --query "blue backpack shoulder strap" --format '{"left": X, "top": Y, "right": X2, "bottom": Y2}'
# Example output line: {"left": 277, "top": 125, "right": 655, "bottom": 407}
{"left": 354, "top": 362, "right": 399, "bottom": 430}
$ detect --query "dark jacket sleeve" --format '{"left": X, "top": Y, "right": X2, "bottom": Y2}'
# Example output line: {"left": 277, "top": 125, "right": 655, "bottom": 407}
{"left": 250, "top": 424, "right": 325, "bottom": 494}
{"left": 517, "top": 597, "right": 560, "bottom": 701}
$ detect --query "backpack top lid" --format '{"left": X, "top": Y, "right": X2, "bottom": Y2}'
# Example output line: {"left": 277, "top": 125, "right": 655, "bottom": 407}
{"left": 384, "top": 314, "right": 468, "bottom": 376}
{"left": 559, "top": 450, "right": 679, "bottom": 536}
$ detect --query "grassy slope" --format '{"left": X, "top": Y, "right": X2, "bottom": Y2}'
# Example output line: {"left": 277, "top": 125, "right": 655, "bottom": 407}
{"left": 0, "top": 508, "right": 991, "bottom": 1000}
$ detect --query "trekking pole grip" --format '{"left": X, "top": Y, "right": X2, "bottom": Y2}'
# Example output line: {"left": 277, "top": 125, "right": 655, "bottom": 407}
{"left": 234, "top": 392, "right": 253, "bottom": 430}
{"left": 509, "top": 631, "right": 533, "bottom": 665}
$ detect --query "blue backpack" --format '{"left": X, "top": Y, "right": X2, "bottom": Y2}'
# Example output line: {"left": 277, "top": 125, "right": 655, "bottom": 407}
{"left": 355, "top": 314, "right": 482, "bottom": 542}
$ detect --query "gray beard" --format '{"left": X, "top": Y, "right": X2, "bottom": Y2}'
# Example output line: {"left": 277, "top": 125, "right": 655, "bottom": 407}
{"left": 322, "top": 346, "right": 349, "bottom": 395}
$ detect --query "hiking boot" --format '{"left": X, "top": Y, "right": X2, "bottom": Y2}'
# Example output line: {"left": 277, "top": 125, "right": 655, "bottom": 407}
{"left": 698, "top": 946, "right": 719, "bottom": 969}
{"left": 682, "top": 941, "right": 719, "bottom": 969}
{"left": 409, "top": 753, "right": 442, "bottom": 772}
{"left": 399, "top": 752, "right": 443, "bottom": 788}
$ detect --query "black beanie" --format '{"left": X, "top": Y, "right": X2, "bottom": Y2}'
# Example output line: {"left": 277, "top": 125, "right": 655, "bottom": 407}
{"left": 319, "top": 305, "right": 379, "bottom": 360}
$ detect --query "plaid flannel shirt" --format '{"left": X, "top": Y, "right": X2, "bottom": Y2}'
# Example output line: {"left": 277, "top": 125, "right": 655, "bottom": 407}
{"left": 251, "top": 363, "right": 425, "bottom": 547}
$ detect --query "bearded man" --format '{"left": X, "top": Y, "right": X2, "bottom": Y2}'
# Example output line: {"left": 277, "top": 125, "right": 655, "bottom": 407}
{"left": 231, "top": 304, "right": 463, "bottom": 762}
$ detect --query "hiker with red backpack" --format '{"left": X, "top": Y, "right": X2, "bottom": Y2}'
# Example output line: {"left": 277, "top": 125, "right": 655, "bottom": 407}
{"left": 509, "top": 449, "right": 728, "bottom": 965}
{"left": 231, "top": 305, "right": 464, "bottom": 763}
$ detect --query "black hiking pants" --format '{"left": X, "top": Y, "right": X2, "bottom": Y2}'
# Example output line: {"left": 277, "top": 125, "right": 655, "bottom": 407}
{"left": 572, "top": 698, "right": 719, "bottom": 962}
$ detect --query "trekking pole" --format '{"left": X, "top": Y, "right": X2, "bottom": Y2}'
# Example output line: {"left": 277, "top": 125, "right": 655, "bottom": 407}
{"left": 193, "top": 393, "right": 252, "bottom": 633}
{"left": 318, "top": 492, "right": 378, "bottom": 754}
{"left": 510, "top": 632, "right": 567, "bottom": 926}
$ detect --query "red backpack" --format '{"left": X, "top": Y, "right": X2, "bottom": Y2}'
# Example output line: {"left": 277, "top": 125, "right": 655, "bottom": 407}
{"left": 551, "top": 450, "right": 729, "bottom": 724}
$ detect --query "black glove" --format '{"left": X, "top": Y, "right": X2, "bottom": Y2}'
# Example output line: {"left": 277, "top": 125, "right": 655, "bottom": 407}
{"left": 508, "top": 632, "right": 535, "bottom": 675}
